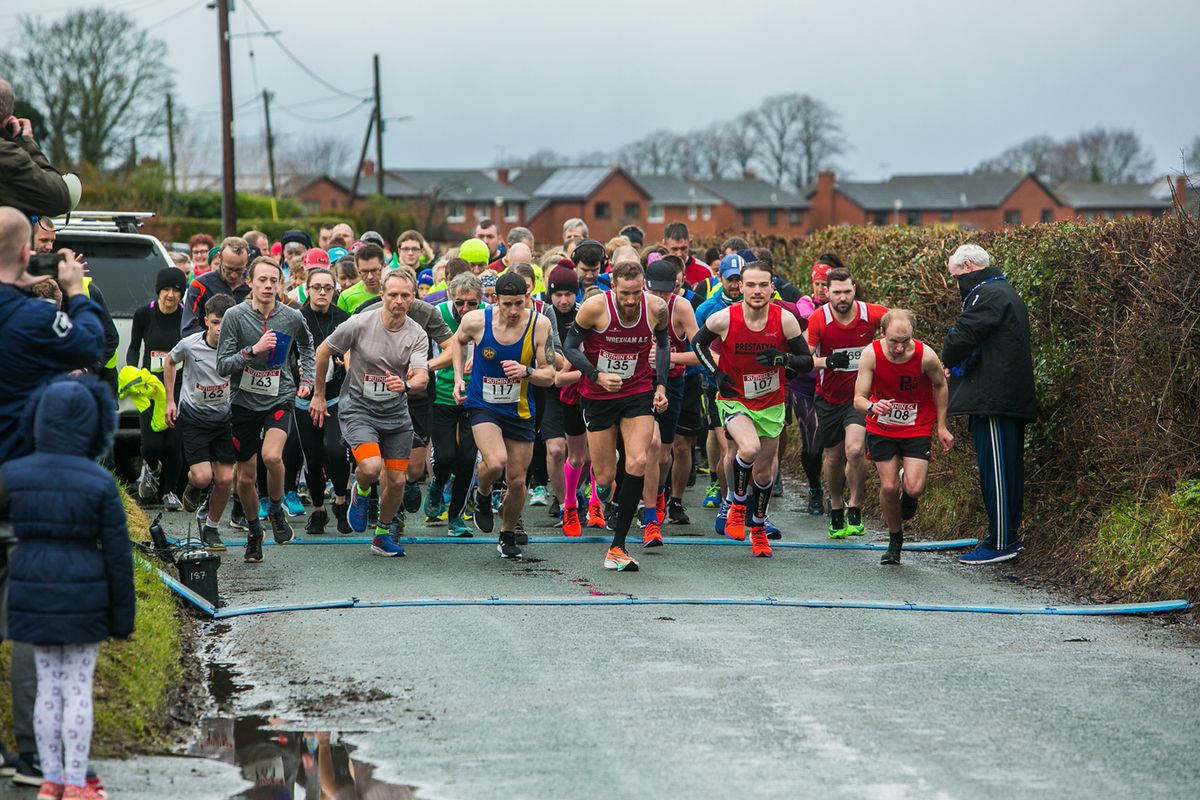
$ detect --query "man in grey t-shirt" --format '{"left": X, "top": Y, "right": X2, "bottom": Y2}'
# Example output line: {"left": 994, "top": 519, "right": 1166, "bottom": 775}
{"left": 312, "top": 269, "right": 430, "bottom": 557}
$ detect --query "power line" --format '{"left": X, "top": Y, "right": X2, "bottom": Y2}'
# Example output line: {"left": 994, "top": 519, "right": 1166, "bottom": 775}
{"left": 240, "top": 0, "right": 370, "bottom": 102}
{"left": 144, "top": 0, "right": 203, "bottom": 31}
{"left": 274, "top": 98, "right": 372, "bottom": 124}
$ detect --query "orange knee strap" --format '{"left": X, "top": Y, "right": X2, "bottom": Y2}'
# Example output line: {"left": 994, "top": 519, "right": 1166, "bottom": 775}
{"left": 384, "top": 458, "right": 410, "bottom": 472}
{"left": 352, "top": 442, "right": 381, "bottom": 462}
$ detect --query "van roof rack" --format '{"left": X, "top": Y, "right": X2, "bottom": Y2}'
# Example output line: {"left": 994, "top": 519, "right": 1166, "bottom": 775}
{"left": 53, "top": 210, "right": 156, "bottom": 235}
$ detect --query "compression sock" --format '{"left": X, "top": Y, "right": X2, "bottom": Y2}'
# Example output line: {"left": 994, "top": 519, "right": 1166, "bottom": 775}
{"left": 732, "top": 455, "right": 753, "bottom": 503}
{"left": 590, "top": 469, "right": 599, "bottom": 503}
{"left": 564, "top": 461, "right": 583, "bottom": 508}
{"left": 641, "top": 506, "right": 657, "bottom": 528}
{"left": 801, "top": 451, "right": 822, "bottom": 487}
{"left": 611, "top": 474, "right": 645, "bottom": 551}
{"left": 830, "top": 507, "right": 845, "bottom": 531}
{"left": 847, "top": 506, "right": 862, "bottom": 527}
{"left": 751, "top": 479, "right": 773, "bottom": 526}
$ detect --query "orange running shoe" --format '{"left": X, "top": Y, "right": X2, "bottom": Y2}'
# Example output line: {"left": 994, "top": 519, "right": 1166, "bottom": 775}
{"left": 642, "top": 519, "right": 663, "bottom": 548}
{"left": 562, "top": 506, "right": 582, "bottom": 537}
{"left": 656, "top": 488, "right": 667, "bottom": 523}
{"left": 750, "top": 526, "right": 772, "bottom": 557}
{"left": 604, "top": 546, "right": 640, "bottom": 571}
{"left": 587, "top": 501, "right": 606, "bottom": 528}
{"left": 725, "top": 502, "right": 748, "bottom": 541}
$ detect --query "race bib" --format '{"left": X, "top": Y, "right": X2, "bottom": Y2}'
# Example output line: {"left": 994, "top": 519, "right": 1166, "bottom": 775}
{"left": 239, "top": 367, "right": 280, "bottom": 396}
{"left": 482, "top": 375, "right": 520, "bottom": 404}
{"left": 831, "top": 346, "right": 865, "bottom": 371}
{"left": 193, "top": 381, "right": 229, "bottom": 406}
{"left": 598, "top": 350, "right": 637, "bottom": 378}
{"left": 363, "top": 373, "right": 393, "bottom": 402}
{"left": 879, "top": 401, "right": 918, "bottom": 426}
{"left": 742, "top": 371, "right": 780, "bottom": 400}
{"left": 149, "top": 350, "right": 169, "bottom": 372}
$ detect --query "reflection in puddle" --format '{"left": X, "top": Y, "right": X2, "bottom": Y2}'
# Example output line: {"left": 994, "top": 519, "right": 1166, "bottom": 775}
{"left": 197, "top": 662, "right": 420, "bottom": 798}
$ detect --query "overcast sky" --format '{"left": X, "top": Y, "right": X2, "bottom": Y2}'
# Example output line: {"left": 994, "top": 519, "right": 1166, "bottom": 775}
{"left": 3, "top": 0, "right": 1198, "bottom": 180}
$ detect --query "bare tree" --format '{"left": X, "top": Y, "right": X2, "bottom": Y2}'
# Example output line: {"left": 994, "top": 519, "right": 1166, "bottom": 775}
{"left": 754, "top": 94, "right": 804, "bottom": 186}
{"left": 790, "top": 95, "right": 847, "bottom": 189}
{"left": 1185, "top": 135, "right": 1200, "bottom": 175}
{"left": 666, "top": 132, "right": 702, "bottom": 179}
{"left": 279, "top": 134, "right": 355, "bottom": 177}
{"left": 694, "top": 123, "right": 731, "bottom": 180}
{"left": 725, "top": 112, "right": 760, "bottom": 177}
{"left": 976, "top": 135, "right": 1070, "bottom": 182}
{"left": 617, "top": 131, "right": 676, "bottom": 175}
{"left": 0, "top": 9, "right": 173, "bottom": 167}
{"left": 506, "top": 148, "right": 571, "bottom": 168}
{"left": 1074, "top": 127, "right": 1155, "bottom": 183}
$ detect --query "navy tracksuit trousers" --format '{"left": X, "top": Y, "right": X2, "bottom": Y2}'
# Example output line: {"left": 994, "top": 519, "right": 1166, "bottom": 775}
{"left": 969, "top": 415, "right": 1025, "bottom": 550}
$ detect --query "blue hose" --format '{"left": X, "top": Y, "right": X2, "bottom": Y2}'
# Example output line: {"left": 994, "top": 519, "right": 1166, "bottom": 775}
{"left": 206, "top": 536, "right": 981, "bottom": 552}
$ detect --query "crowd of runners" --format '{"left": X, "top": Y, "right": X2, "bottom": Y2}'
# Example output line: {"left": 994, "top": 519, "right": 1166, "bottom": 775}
{"left": 122, "top": 217, "right": 1030, "bottom": 573}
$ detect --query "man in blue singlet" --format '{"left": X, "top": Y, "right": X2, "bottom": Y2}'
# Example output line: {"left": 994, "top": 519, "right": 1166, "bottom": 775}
{"left": 452, "top": 272, "right": 556, "bottom": 559}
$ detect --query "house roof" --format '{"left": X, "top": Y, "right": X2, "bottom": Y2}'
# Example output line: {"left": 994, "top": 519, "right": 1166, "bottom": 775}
{"left": 529, "top": 167, "right": 616, "bottom": 199}
{"left": 319, "top": 169, "right": 529, "bottom": 203}
{"left": 693, "top": 177, "right": 810, "bottom": 209}
{"left": 631, "top": 174, "right": 722, "bottom": 206}
{"left": 1054, "top": 181, "right": 1173, "bottom": 210}
{"left": 827, "top": 172, "right": 1039, "bottom": 211}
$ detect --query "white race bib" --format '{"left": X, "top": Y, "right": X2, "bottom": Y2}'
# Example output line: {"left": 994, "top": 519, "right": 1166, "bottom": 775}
{"left": 149, "top": 351, "right": 169, "bottom": 372}
{"left": 239, "top": 367, "right": 280, "bottom": 396}
{"left": 363, "top": 373, "right": 393, "bottom": 402}
{"left": 598, "top": 350, "right": 637, "bottom": 378}
{"left": 831, "top": 346, "right": 865, "bottom": 371}
{"left": 482, "top": 375, "right": 520, "bottom": 404}
{"left": 879, "top": 401, "right": 918, "bottom": 426}
{"left": 742, "top": 371, "right": 780, "bottom": 400}
{"left": 193, "top": 381, "right": 229, "bottom": 406}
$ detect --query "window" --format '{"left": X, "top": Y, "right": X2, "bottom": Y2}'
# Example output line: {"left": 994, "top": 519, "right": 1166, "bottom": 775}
{"left": 594, "top": 201, "right": 611, "bottom": 220}
{"left": 1041, "top": 209, "right": 1054, "bottom": 224}
{"left": 624, "top": 201, "right": 641, "bottom": 220}
{"left": 767, "top": 209, "right": 778, "bottom": 227}
{"left": 504, "top": 202, "right": 519, "bottom": 223}
{"left": 687, "top": 204, "right": 698, "bottom": 221}
{"left": 741, "top": 210, "right": 753, "bottom": 228}
{"left": 941, "top": 210, "right": 953, "bottom": 222}
{"left": 872, "top": 211, "right": 889, "bottom": 226}
{"left": 474, "top": 204, "right": 488, "bottom": 220}
{"left": 906, "top": 211, "right": 921, "bottom": 226}
{"left": 788, "top": 209, "right": 803, "bottom": 226}
{"left": 702, "top": 205, "right": 712, "bottom": 221}
{"left": 446, "top": 203, "right": 466, "bottom": 223}
{"left": 54, "top": 234, "right": 166, "bottom": 318}
{"left": 648, "top": 203, "right": 665, "bottom": 223}
{"left": 1003, "top": 209, "right": 1022, "bottom": 226}
{"left": 304, "top": 200, "right": 320, "bottom": 214}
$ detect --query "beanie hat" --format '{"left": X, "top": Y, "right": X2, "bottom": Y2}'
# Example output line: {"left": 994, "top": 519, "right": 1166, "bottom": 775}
{"left": 207, "top": 245, "right": 221, "bottom": 264}
{"left": 156, "top": 267, "right": 188, "bottom": 294}
{"left": 546, "top": 264, "right": 579, "bottom": 295}
{"left": 417, "top": 269, "right": 434, "bottom": 287}
{"left": 459, "top": 238, "right": 491, "bottom": 265}
{"left": 280, "top": 229, "right": 312, "bottom": 249}
{"left": 270, "top": 242, "right": 283, "bottom": 258}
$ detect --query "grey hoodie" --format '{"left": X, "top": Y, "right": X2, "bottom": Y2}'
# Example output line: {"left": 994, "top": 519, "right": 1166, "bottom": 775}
{"left": 216, "top": 299, "right": 315, "bottom": 410}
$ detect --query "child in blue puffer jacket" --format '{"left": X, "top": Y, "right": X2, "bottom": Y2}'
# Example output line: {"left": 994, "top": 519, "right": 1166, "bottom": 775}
{"left": 0, "top": 375, "right": 135, "bottom": 800}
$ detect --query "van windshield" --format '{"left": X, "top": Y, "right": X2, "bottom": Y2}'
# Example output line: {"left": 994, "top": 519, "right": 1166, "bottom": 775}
{"left": 57, "top": 235, "right": 170, "bottom": 318}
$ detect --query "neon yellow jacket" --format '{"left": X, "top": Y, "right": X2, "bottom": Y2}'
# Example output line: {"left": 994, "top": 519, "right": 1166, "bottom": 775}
{"left": 117, "top": 366, "right": 167, "bottom": 432}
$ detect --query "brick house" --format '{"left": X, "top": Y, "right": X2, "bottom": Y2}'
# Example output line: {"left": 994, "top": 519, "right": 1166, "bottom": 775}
{"left": 503, "top": 166, "right": 651, "bottom": 245}
{"left": 806, "top": 170, "right": 1067, "bottom": 230}
{"left": 1054, "top": 180, "right": 1174, "bottom": 221}
{"left": 693, "top": 177, "right": 811, "bottom": 236}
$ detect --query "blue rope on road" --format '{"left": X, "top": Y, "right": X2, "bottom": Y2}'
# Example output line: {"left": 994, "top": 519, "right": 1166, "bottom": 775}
{"left": 203, "top": 536, "right": 982, "bottom": 551}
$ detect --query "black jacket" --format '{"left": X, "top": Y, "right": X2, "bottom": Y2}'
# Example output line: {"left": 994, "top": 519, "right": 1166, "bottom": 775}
{"left": 941, "top": 267, "right": 1037, "bottom": 421}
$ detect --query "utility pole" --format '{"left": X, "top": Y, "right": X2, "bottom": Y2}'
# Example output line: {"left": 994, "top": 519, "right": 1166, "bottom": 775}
{"left": 217, "top": 0, "right": 236, "bottom": 236}
{"left": 165, "top": 93, "right": 178, "bottom": 193}
{"left": 262, "top": 89, "right": 278, "bottom": 205}
{"left": 349, "top": 111, "right": 374, "bottom": 208}
{"left": 373, "top": 53, "right": 383, "bottom": 197}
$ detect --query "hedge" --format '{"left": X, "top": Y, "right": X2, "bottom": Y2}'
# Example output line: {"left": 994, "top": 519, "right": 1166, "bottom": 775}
{"left": 697, "top": 216, "right": 1200, "bottom": 602}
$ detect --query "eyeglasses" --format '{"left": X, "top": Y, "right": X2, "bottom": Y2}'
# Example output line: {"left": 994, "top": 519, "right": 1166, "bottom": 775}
{"left": 309, "top": 284, "right": 335, "bottom": 293}
{"left": 358, "top": 268, "right": 382, "bottom": 277}
{"left": 398, "top": 246, "right": 422, "bottom": 253}
{"left": 454, "top": 298, "right": 480, "bottom": 308}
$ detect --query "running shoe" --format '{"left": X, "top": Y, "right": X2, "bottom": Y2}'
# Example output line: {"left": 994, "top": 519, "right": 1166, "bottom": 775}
{"left": 305, "top": 509, "right": 329, "bottom": 535}
{"left": 229, "top": 510, "right": 248, "bottom": 531}
{"left": 63, "top": 784, "right": 104, "bottom": 800}
{"left": 491, "top": 487, "right": 504, "bottom": 513}
{"left": 827, "top": 518, "right": 848, "bottom": 539}
{"left": 244, "top": 532, "right": 264, "bottom": 563}
{"left": 561, "top": 506, "right": 582, "bottom": 537}
{"left": 696, "top": 458, "right": 710, "bottom": 474}
{"left": 846, "top": 522, "right": 867, "bottom": 537}
{"left": 900, "top": 491, "right": 919, "bottom": 521}
{"left": 548, "top": 494, "right": 561, "bottom": 519}
{"left": 37, "top": 781, "right": 64, "bottom": 800}
{"left": 515, "top": 517, "right": 528, "bottom": 546}
{"left": 724, "top": 502, "right": 747, "bottom": 541}
{"left": 656, "top": 488, "right": 667, "bottom": 524}
{"left": 390, "top": 512, "right": 406, "bottom": 535}
{"left": 283, "top": 490, "right": 305, "bottom": 517}
{"left": 195, "top": 495, "right": 210, "bottom": 529}
{"left": 772, "top": 477, "right": 784, "bottom": 498}
{"left": 958, "top": 543, "right": 1022, "bottom": 565}
{"left": 297, "top": 479, "right": 310, "bottom": 504}
{"left": 603, "top": 546, "right": 639, "bottom": 572}
{"left": 881, "top": 533, "right": 903, "bottom": 565}
{"left": 333, "top": 502, "right": 352, "bottom": 534}
{"left": 714, "top": 499, "right": 730, "bottom": 536}
{"left": 162, "top": 491, "right": 182, "bottom": 512}
{"left": 764, "top": 516, "right": 782, "bottom": 540}
{"left": 448, "top": 517, "right": 472, "bottom": 538}
{"left": 846, "top": 508, "right": 866, "bottom": 537}
{"left": 202, "top": 525, "right": 226, "bottom": 552}
{"left": 136, "top": 462, "right": 159, "bottom": 502}
{"left": 667, "top": 499, "right": 690, "bottom": 526}
{"left": 371, "top": 534, "right": 407, "bottom": 557}
{"left": 347, "top": 481, "right": 371, "bottom": 533}
{"left": 807, "top": 486, "right": 824, "bottom": 516}
{"left": 403, "top": 482, "right": 423, "bottom": 514}
{"left": 424, "top": 480, "right": 447, "bottom": 521}
{"left": 642, "top": 519, "right": 663, "bottom": 548}
{"left": 257, "top": 497, "right": 269, "bottom": 521}
{"left": 528, "top": 485, "right": 549, "bottom": 506}
{"left": 497, "top": 531, "right": 522, "bottom": 559}
{"left": 587, "top": 500, "right": 606, "bottom": 528}
{"left": 635, "top": 503, "right": 648, "bottom": 529}
{"left": 604, "top": 501, "right": 618, "bottom": 532}
{"left": 750, "top": 527, "right": 773, "bottom": 558}
{"left": 181, "top": 483, "right": 203, "bottom": 513}
{"left": 268, "top": 505, "right": 295, "bottom": 544}
{"left": 703, "top": 481, "right": 721, "bottom": 508}
{"left": 474, "top": 489, "right": 495, "bottom": 534}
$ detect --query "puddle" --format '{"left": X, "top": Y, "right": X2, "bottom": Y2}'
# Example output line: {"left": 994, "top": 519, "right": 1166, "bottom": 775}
{"left": 196, "top": 662, "right": 423, "bottom": 799}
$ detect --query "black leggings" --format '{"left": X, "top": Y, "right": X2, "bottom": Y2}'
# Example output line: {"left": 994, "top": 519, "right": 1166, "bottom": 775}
{"left": 430, "top": 403, "right": 477, "bottom": 517}
{"left": 296, "top": 402, "right": 350, "bottom": 508}
{"left": 139, "top": 409, "right": 182, "bottom": 497}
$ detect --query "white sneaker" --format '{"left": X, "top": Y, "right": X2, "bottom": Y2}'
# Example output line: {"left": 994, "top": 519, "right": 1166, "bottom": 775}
{"left": 137, "top": 463, "right": 159, "bottom": 502}
{"left": 528, "top": 485, "right": 549, "bottom": 507}
{"left": 162, "top": 491, "right": 182, "bottom": 512}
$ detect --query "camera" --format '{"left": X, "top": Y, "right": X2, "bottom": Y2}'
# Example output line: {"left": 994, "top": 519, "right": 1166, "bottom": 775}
{"left": 27, "top": 252, "right": 63, "bottom": 278}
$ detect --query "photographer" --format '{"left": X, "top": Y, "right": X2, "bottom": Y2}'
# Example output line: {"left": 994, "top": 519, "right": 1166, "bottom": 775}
{"left": 0, "top": 79, "right": 81, "bottom": 219}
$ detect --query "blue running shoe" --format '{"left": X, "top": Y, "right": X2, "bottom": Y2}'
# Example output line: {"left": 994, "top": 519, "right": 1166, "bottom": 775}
{"left": 491, "top": 488, "right": 503, "bottom": 513}
{"left": 283, "top": 490, "right": 305, "bottom": 517}
{"left": 448, "top": 517, "right": 472, "bottom": 538}
{"left": 257, "top": 497, "right": 269, "bottom": 520}
{"left": 703, "top": 481, "right": 721, "bottom": 509}
{"left": 425, "top": 479, "right": 446, "bottom": 521}
{"left": 714, "top": 499, "right": 730, "bottom": 536}
{"left": 347, "top": 481, "right": 371, "bottom": 533}
{"left": 764, "top": 516, "right": 781, "bottom": 540}
{"left": 371, "top": 534, "right": 406, "bottom": 557}
{"left": 959, "top": 543, "right": 1022, "bottom": 565}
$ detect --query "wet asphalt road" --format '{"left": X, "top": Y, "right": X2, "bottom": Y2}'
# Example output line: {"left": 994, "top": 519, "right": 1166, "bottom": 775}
{"left": 55, "top": 480, "right": 1200, "bottom": 798}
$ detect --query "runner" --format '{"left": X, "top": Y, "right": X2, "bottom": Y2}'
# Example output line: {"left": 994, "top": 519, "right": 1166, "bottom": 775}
{"left": 692, "top": 260, "right": 812, "bottom": 557}
{"left": 216, "top": 257, "right": 316, "bottom": 563}
{"left": 695, "top": 254, "right": 746, "bottom": 513}
{"left": 789, "top": 260, "right": 833, "bottom": 515}
{"left": 853, "top": 309, "right": 954, "bottom": 564}
{"left": 182, "top": 236, "right": 251, "bottom": 334}
{"left": 164, "top": 293, "right": 238, "bottom": 551}
{"left": 452, "top": 273, "right": 556, "bottom": 559}
{"left": 312, "top": 268, "right": 430, "bottom": 557}
{"left": 336, "top": 243, "right": 386, "bottom": 314}
{"left": 805, "top": 267, "right": 888, "bottom": 539}
{"left": 562, "top": 260, "right": 671, "bottom": 571}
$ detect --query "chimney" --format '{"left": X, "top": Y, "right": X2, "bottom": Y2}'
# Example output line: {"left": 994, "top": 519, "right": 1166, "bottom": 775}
{"left": 496, "top": 167, "right": 510, "bottom": 185}
{"left": 743, "top": 169, "right": 756, "bottom": 180}
{"left": 1175, "top": 175, "right": 1188, "bottom": 207}
{"left": 816, "top": 170, "right": 836, "bottom": 230}
{"left": 363, "top": 159, "right": 375, "bottom": 178}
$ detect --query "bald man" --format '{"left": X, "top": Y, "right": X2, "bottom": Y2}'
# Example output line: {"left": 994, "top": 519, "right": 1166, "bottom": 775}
{"left": 494, "top": 243, "right": 543, "bottom": 294}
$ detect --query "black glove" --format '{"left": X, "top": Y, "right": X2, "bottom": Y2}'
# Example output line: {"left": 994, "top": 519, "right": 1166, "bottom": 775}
{"left": 826, "top": 350, "right": 851, "bottom": 370}
{"left": 755, "top": 348, "right": 787, "bottom": 368}
{"left": 713, "top": 370, "right": 737, "bottom": 398}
